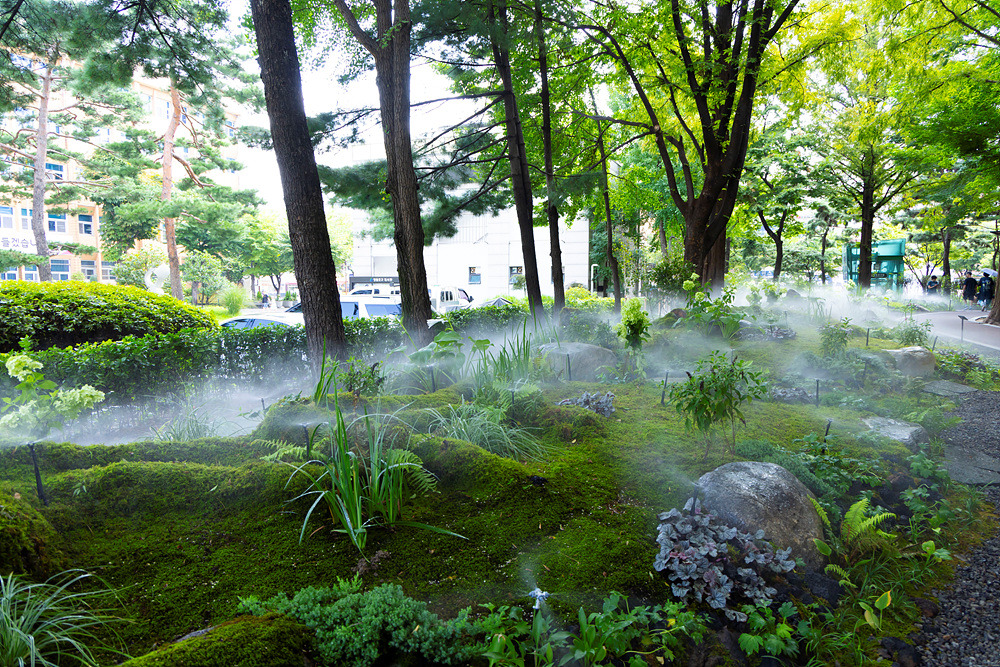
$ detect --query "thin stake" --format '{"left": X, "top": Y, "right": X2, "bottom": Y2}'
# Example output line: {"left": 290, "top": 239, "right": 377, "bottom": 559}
{"left": 661, "top": 371, "right": 669, "bottom": 405}
{"left": 932, "top": 336, "right": 938, "bottom": 352}
{"left": 866, "top": 328, "right": 870, "bottom": 347}
{"left": 815, "top": 379, "right": 820, "bottom": 407}
{"left": 303, "top": 425, "right": 311, "bottom": 460}
{"left": 28, "top": 443, "right": 47, "bottom": 506}
{"left": 566, "top": 354, "right": 572, "bottom": 382}
{"left": 261, "top": 397, "right": 266, "bottom": 412}
{"left": 430, "top": 367, "right": 436, "bottom": 393}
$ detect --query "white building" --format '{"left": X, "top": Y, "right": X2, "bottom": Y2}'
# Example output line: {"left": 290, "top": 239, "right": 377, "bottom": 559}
{"left": 352, "top": 207, "right": 590, "bottom": 300}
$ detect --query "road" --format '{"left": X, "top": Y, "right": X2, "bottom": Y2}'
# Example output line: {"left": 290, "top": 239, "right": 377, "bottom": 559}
{"left": 914, "top": 308, "right": 1000, "bottom": 357}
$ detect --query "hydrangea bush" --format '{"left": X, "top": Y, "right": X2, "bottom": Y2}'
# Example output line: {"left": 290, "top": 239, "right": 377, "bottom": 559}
{"left": 0, "top": 352, "right": 104, "bottom": 439}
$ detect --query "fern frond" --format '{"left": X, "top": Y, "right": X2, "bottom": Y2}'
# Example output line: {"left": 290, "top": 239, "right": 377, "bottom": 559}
{"left": 841, "top": 498, "right": 897, "bottom": 554}
{"left": 823, "top": 563, "right": 856, "bottom": 588}
{"left": 809, "top": 497, "right": 830, "bottom": 530}
{"left": 255, "top": 438, "right": 308, "bottom": 462}
{"left": 386, "top": 449, "right": 438, "bottom": 495}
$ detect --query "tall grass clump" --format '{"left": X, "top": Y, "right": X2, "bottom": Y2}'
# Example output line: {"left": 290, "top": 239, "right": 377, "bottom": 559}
{"left": 425, "top": 402, "right": 546, "bottom": 461}
{"left": 290, "top": 359, "right": 461, "bottom": 554}
{"left": 220, "top": 284, "right": 246, "bottom": 315}
{"left": 0, "top": 570, "right": 120, "bottom": 667}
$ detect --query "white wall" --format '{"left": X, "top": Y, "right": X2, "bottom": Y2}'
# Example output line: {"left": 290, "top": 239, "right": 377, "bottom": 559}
{"left": 353, "top": 207, "right": 590, "bottom": 300}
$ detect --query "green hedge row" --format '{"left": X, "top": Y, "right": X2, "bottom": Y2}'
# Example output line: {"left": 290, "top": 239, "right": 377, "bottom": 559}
{"left": 0, "top": 318, "right": 407, "bottom": 404}
{"left": 0, "top": 281, "right": 216, "bottom": 352}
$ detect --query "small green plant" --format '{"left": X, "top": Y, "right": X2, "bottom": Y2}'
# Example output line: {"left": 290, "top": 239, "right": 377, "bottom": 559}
{"left": 812, "top": 497, "right": 898, "bottom": 588}
{"left": 676, "top": 276, "right": 743, "bottom": 339}
{"left": 424, "top": 402, "right": 546, "bottom": 461}
{"left": 737, "top": 601, "right": 804, "bottom": 660}
{"left": 290, "top": 373, "right": 461, "bottom": 554}
{"left": 0, "top": 570, "right": 121, "bottom": 667}
{"left": 667, "top": 351, "right": 768, "bottom": 456}
{"left": 819, "top": 318, "right": 852, "bottom": 356}
{"left": 893, "top": 319, "right": 932, "bottom": 346}
{"left": 614, "top": 298, "right": 650, "bottom": 351}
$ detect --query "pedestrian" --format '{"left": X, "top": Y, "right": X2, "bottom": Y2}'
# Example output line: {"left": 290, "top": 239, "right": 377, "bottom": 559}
{"left": 962, "top": 271, "right": 978, "bottom": 309}
{"left": 262, "top": 293, "right": 270, "bottom": 309}
{"left": 927, "top": 275, "right": 940, "bottom": 294}
{"left": 978, "top": 272, "right": 995, "bottom": 311}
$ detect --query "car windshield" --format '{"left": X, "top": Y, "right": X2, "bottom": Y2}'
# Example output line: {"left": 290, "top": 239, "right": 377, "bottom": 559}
{"left": 365, "top": 303, "right": 402, "bottom": 317}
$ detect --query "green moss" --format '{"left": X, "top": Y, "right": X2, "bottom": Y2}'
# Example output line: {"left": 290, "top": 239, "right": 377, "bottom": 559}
{"left": 0, "top": 491, "right": 65, "bottom": 577}
{"left": 118, "top": 613, "right": 316, "bottom": 666}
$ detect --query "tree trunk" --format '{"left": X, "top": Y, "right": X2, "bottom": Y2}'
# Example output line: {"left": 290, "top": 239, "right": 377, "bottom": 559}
{"left": 490, "top": 0, "right": 543, "bottom": 317}
{"left": 820, "top": 228, "right": 829, "bottom": 285}
{"left": 857, "top": 152, "right": 876, "bottom": 288}
{"left": 596, "top": 124, "right": 621, "bottom": 313}
{"left": 251, "top": 0, "right": 346, "bottom": 363}
{"left": 535, "top": 0, "right": 563, "bottom": 314}
{"left": 941, "top": 227, "right": 952, "bottom": 291}
{"left": 30, "top": 62, "right": 53, "bottom": 281}
{"left": 658, "top": 222, "right": 669, "bottom": 257}
{"left": 161, "top": 84, "right": 183, "bottom": 299}
{"left": 373, "top": 16, "right": 433, "bottom": 346}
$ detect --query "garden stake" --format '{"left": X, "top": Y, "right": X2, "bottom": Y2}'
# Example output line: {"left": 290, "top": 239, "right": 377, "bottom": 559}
{"left": 303, "top": 425, "right": 311, "bottom": 460}
{"left": 261, "top": 397, "right": 266, "bottom": 412}
{"left": 430, "top": 367, "right": 436, "bottom": 393}
{"left": 815, "top": 379, "right": 820, "bottom": 407}
{"left": 27, "top": 442, "right": 48, "bottom": 506}
{"left": 566, "top": 354, "right": 572, "bottom": 381}
{"left": 932, "top": 336, "right": 938, "bottom": 351}
{"left": 661, "top": 371, "right": 669, "bottom": 405}
{"left": 866, "top": 328, "right": 870, "bottom": 347}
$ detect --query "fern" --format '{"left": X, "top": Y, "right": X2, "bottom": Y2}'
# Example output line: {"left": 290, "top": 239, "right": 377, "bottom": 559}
{"left": 840, "top": 498, "right": 897, "bottom": 558}
{"left": 384, "top": 448, "right": 438, "bottom": 496}
{"left": 255, "top": 439, "right": 307, "bottom": 462}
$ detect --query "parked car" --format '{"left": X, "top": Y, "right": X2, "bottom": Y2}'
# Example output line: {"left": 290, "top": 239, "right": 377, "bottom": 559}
{"left": 286, "top": 297, "right": 402, "bottom": 320}
{"left": 220, "top": 312, "right": 304, "bottom": 329}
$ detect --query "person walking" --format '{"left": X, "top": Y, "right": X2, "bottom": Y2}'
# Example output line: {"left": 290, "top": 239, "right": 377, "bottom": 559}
{"left": 977, "top": 272, "right": 995, "bottom": 311}
{"left": 927, "top": 275, "right": 941, "bottom": 294}
{"left": 962, "top": 271, "right": 978, "bottom": 309}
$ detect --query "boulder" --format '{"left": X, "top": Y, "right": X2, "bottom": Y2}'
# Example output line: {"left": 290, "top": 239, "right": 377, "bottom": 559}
{"left": 886, "top": 346, "right": 936, "bottom": 376}
{"left": 697, "top": 462, "right": 825, "bottom": 569}
{"left": 862, "top": 416, "right": 929, "bottom": 450}
{"left": 538, "top": 342, "right": 617, "bottom": 382}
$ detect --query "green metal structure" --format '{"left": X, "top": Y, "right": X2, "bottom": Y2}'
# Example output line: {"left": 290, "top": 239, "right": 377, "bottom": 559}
{"left": 842, "top": 238, "right": 906, "bottom": 289}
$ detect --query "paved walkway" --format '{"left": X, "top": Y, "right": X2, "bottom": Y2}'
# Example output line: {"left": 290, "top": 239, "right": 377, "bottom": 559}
{"left": 913, "top": 309, "right": 1000, "bottom": 356}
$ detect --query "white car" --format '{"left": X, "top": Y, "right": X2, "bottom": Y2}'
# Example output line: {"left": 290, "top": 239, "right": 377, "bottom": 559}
{"left": 285, "top": 297, "right": 402, "bottom": 320}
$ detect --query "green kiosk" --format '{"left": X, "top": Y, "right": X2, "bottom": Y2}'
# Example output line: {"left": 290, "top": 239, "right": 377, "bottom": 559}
{"left": 842, "top": 238, "right": 906, "bottom": 289}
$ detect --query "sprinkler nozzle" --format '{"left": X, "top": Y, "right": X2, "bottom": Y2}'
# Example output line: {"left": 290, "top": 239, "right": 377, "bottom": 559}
{"left": 528, "top": 588, "right": 549, "bottom": 610}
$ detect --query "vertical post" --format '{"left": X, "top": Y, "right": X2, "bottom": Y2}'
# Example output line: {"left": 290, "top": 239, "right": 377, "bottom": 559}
{"left": 27, "top": 443, "right": 48, "bottom": 507}
{"left": 815, "top": 379, "right": 820, "bottom": 407}
{"left": 866, "top": 328, "right": 870, "bottom": 347}
{"left": 661, "top": 371, "right": 669, "bottom": 406}
{"left": 932, "top": 336, "right": 938, "bottom": 352}
{"left": 566, "top": 354, "right": 572, "bottom": 382}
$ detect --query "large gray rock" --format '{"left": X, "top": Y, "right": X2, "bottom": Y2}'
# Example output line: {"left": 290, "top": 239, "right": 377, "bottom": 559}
{"left": 697, "top": 462, "right": 825, "bottom": 569}
{"left": 887, "top": 346, "right": 936, "bottom": 376}
{"left": 537, "top": 342, "right": 617, "bottom": 382}
{"left": 863, "top": 416, "right": 929, "bottom": 449}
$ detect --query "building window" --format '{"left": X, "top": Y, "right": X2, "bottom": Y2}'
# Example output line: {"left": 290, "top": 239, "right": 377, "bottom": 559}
{"left": 509, "top": 266, "right": 523, "bottom": 285}
{"left": 50, "top": 259, "right": 70, "bottom": 281}
{"left": 141, "top": 94, "right": 152, "bottom": 114}
{"left": 0, "top": 206, "right": 12, "bottom": 230}
{"left": 225, "top": 120, "right": 235, "bottom": 138}
{"left": 102, "top": 261, "right": 115, "bottom": 281}
{"left": 1, "top": 268, "right": 17, "bottom": 280}
{"left": 160, "top": 99, "right": 171, "bottom": 118}
{"left": 80, "top": 260, "right": 96, "bottom": 279}
{"left": 78, "top": 214, "right": 93, "bottom": 235}
{"left": 45, "top": 163, "right": 63, "bottom": 180}
{"left": 468, "top": 267, "right": 481, "bottom": 285}
{"left": 20, "top": 208, "right": 31, "bottom": 230}
{"left": 23, "top": 265, "right": 38, "bottom": 281}
{"left": 47, "top": 214, "right": 66, "bottom": 233}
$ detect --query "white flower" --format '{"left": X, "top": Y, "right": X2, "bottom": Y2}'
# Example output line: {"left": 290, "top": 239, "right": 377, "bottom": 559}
{"left": 5, "top": 355, "right": 42, "bottom": 382}
{"left": 54, "top": 385, "right": 105, "bottom": 418}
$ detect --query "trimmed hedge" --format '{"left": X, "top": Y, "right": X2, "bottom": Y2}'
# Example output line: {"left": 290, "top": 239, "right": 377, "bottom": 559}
{"left": 0, "top": 281, "right": 216, "bottom": 352}
{"left": 445, "top": 303, "right": 529, "bottom": 336}
{"left": 0, "top": 318, "right": 407, "bottom": 404}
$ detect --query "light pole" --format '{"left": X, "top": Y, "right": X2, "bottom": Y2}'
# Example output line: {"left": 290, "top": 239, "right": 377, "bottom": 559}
{"left": 590, "top": 263, "right": 599, "bottom": 293}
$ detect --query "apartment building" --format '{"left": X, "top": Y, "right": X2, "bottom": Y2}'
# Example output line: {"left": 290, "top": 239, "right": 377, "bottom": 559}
{"left": 0, "top": 62, "right": 241, "bottom": 283}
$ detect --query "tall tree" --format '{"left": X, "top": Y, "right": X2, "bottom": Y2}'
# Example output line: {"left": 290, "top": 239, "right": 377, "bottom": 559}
{"left": 301, "top": 0, "right": 433, "bottom": 343}
{"left": 572, "top": 0, "right": 810, "bottom": 286}
{"left": 250, "top": 0, "right": 347, "bottom": 361}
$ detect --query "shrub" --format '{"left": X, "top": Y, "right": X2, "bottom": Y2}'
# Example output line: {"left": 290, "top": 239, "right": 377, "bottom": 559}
{"left": 646, "top": 255, "right": 696, "bottom": 295}
{"left": 558, "top": 308, "right": 619, "bottom": 349}
{"left": 819, "top": 318, "right": 852, "bottom": 357}
{"left": 614, "top": 298, "right": 651, "bottom": 351}
{"left": 893, "top": 319, "right": 932, "bottom": 347}
{"left": 238, "top": 583, "right": 483, "bottom": 667}
{"left": 446, "top": 304, "right": 529, "bottom": 336}
{"left": 0, "top": 281, "right": 215, "bottom": 352}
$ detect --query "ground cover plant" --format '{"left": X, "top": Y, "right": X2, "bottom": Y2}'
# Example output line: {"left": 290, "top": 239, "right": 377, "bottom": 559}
{"left": 0, "top": 301, "right": 992, "bottom": 666}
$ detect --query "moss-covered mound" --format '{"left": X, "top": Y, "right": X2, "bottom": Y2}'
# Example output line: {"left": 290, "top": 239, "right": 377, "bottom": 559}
{"left": 0, "top": 491, "right": 64, "bottom": 577}
{"left": 0, "top": 281, "right": 215, "bottom": 352}
{"left": 118, "top": 613, "right": 317, "bottom": 666}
